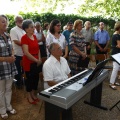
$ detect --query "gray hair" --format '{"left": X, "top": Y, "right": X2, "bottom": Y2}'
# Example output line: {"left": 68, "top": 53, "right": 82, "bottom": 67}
{"left": 14, "top": 15, "right": 23, "bottom": 22}
{"left": 35, "top": 21, "right": 41, "bottom": 26}
{"left": 0, "top": 14, "right": 9, "bottom": 26}
{"left": 22, "top": 19, "right": 34, "bottom": 31}
{"left": 48, "top": 42, "right": 59, "bottom": 53}
{"left": 99, "top": 22, "right": 104, "bottom": 26}
{"left": 84, "top": 21, "right": 91, "bottom": 26}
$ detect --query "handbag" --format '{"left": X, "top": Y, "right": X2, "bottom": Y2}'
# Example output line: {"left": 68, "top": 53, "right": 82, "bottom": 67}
{"left": 77, "top": 56, "right": 90, "bottom": 68}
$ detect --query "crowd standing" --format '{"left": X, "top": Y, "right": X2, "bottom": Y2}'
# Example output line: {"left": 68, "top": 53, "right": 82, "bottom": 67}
{"left": 0, "top": 14, "right": 120, "bottom": 119}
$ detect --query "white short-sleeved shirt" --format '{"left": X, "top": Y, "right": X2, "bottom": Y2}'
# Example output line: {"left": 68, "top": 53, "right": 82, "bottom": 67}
{"left": 81, "top": 28, "right": 93, "bottom": 43}
{"left": 43, "top": 55, "right": 71, "bottom": 89}
{"left": 46, "top": 33, "right": 66, "bottom": 57}
{"left": 34, "top": 29, "right": 43, "bottom": 45}
{"left": 10, "top": 26, "right": 25, "bottom": 56}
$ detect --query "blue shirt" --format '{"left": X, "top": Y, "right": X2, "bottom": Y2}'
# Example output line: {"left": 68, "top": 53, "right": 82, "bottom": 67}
{"left": 94, "top": 29, "right": 110, "bottom": 44}
{"left": 62, "top": 30, "right": 74, "bottom": 50}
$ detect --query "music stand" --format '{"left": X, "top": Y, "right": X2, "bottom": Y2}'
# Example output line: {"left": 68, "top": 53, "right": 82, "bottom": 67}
{"left": 109, "top": 53, "right": 120, "bottom": 111}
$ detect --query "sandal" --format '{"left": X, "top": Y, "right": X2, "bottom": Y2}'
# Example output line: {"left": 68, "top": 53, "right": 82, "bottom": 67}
{"left": 114, "top": 82, "right": 120, "bottom": 86}
{"left": 8, "top": 109, "right": 17, "bottom": 115}
{"left": 1, "top": 113, "right": 8, "bottom": 119}
{"left": 109, "top": 84, "right": 117, "bottom": 90}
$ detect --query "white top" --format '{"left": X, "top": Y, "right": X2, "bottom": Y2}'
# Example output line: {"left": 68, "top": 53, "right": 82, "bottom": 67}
{"left": 10, "top": 26, "right": 25, "bottom": 56}
{"left": 34, "top": 29, "right": 43, "bottom": 45}
{"left": 43, "top": 55, "right": 71, "bottom": 89}
{"left": 46, "top": 33, "right": 66, "bottom": 57}
{"left": 81, "top": 28, "right": 93, "bottom": 43}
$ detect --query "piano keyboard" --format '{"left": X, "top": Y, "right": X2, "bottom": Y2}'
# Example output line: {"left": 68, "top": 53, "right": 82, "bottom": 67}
{"left": 47, "top": 69, "right": 93, "bottom": 94}
{"left": 38, "top": 69, "right": 109, "bottom": 109}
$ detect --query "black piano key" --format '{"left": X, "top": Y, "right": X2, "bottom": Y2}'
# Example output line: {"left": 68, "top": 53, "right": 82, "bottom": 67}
{"left": 48, "top": 89, "right": 56, "bottom": 93}
{"left": 53, "top": 87, "right": 60, "bottom": 91}
{"left": 64, "top": 83, "right": 68, "bottom": 85}
{"left": 66, "top": 81, "right": 71, "bottom": 84}
{"left": 74, "top": 78, "right": 78, "bottom": 81}
{"left": 69, "top": 79, "right": 73, "bottom": 82}
{"left": 61, "top": 84, "right": 66, "bottom": 87}
{"left": 68, "top": 81, "right": 73, "bottom": 84}
{"left": 58, "top": 85, "right": 64, "bottom": 88}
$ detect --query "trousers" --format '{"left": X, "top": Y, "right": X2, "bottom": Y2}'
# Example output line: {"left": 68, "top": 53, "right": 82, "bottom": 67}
{"left": 0, "top": 79, "right": 13, "bottom": 114}
{"left": 110, "top": 61, "right": 120, "bottom": 84}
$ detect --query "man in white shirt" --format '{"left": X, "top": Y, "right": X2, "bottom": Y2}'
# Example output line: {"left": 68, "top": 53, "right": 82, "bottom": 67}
{"left": 81, "top": 21, "right": 93, "bottom": 55}
{"left": 34, "top": 22, "right": 47, "bottom": 57}
{"left": 10, "top": 15, "right": 25, "bottom": 88}
{"left": 43, "top": 43, "right": 71, "bottom": 89}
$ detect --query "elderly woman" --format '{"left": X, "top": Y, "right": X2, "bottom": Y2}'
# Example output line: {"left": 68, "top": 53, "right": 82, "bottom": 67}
{"left": 21, "top": 19, "right": 42, "bottom": 104}
{"left": 69, "top": 19, "right": 87, "bottom": 76}
{"left": 46, "top": 19, "right": 68, "bottom": 58}
{"left": 109, "top": 21, "right": 120, "bottom": 90}
{"left": 0, "top": 15, "right": 17, "bottom": 119}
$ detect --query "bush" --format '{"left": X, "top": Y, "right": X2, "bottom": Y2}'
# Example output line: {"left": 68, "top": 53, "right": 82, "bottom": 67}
{"left": 6, "top": 12, "right": 116, "bottom": 32}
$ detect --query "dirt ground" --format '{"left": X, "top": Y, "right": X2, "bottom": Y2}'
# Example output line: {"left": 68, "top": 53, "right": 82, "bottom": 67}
{"left": 0, "top": 78, "right": 120, "bottom": 120}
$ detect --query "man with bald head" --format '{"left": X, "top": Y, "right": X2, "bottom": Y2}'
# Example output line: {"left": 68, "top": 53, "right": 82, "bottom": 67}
{"left": 94, "top": 22, "right": 110, "bottom": 55}
{"left": 82, "top": 21, "right": 93, "bottom": 54}
{"left": 43, "top": 42, "right": 71, "bottom": 89}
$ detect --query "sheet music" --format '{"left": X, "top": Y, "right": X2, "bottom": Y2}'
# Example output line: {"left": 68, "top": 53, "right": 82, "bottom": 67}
{"left": 111, "top": 53, "right": 120, "bottom": 64}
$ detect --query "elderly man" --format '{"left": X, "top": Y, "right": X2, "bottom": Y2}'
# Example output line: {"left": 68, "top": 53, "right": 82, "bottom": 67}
{"left": 82, "top": 21, "right": 93, "bottom": 55}
{"left": 10, "top": 15, "right": 25, "bottom": 88}
{"left": 34, "top": 22, "right": 47, "bottom": 58}
{"left": 94, "top": 22, "right": 110, "bottom": 54}
{"left": 43, "top": 43, "right": 71, "bottom": 89}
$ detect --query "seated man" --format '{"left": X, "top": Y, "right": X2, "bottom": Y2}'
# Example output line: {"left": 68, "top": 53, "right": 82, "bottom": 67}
{"left": 43, "top": 43, "right": 71, "bottom": 89}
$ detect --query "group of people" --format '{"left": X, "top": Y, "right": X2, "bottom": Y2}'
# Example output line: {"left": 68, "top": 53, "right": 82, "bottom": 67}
{"left": 0, "top": 14, "right": 120, "bottom": 119}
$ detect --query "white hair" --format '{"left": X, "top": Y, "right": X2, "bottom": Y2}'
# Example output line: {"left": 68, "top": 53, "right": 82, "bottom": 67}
{"left": 14, "top": 15, "right": 23, "bottom": 22}
{"left": 35, "top": 21, "right": 41, "bottom": 26}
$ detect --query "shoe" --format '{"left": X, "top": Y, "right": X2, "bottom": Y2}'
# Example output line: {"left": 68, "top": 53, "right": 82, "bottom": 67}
{"left": 114, "top": 82, "right": 120, "bottom": 86}
{"left": 27, "top": 98, "right": 37, "bottom": 105}
{"left": 109, "top": 84, "right": 117, "bottom": 90}
{"left": 1, "top": 113, "right": 8, "bottom": 119}
{"left": 33, "top": 98, "right": 40, "bottom": 102}
{"left": 9, "top": 109, "right": 17, "bottom": 115}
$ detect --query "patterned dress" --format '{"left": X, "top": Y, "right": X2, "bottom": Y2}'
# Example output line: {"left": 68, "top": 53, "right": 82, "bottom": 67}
{"left": 0, "top": 33, "right": 17, "bottom": 80}
{"left": 69, "top": 31, "right": 86, "bottom": 76}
